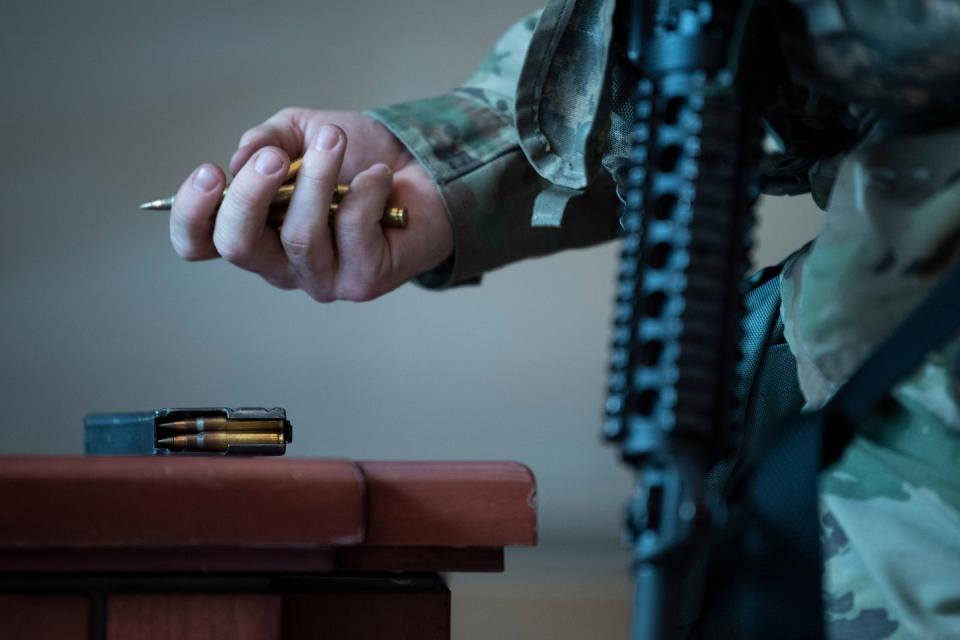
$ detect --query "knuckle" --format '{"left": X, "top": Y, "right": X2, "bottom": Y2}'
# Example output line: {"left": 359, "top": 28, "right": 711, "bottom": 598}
{"left": 308, "top": 291, "right": 336, "bottom": 304}
{"left": 238, "top": 126, "right": 264, "bottom": 147}
{"left": 275, "top": 106, "right": 299, "bottom": 120}
{"left": 289, "top": 107, "right": 310, "bottom": 128}
{"left": 273, "top": 107, "right": 308, "bottom": 129}
{"left": 213, "top": 231, "right": 253, "bottom": 264}
{"left": 173, "top": 242, "right": 205, "bottom": 261}
{"left": 303, "top": 282, "right": 336, "bottom": 303}
{"left": 280, "top": 229, "right": 314, "bottom": 260}
{"left": 337, "top": 279, "right": 378, "bottom": 303}
{"left": 169, "top": 238, "right": 192, "bottom": 260}
{"left": 170, "top": 223, "right": 212, "bottom": 262}
{"left": 262, "top": 274, "right": 297, "bottom": 291}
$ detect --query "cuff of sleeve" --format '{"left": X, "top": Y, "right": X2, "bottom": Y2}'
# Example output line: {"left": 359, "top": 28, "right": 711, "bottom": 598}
{"left": 366, "top": 91, "right": 516, "bottom": 289}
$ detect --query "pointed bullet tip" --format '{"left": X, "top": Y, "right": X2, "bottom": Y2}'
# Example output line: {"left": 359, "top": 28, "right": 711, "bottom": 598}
{"left": 138, "top": 197, "right": 174, "bottom": 210}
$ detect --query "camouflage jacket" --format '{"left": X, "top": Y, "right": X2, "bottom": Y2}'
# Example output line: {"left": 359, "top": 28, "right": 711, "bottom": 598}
{"left": 369, "top": 3, "right": 960, "bottom": 638}
{"left": 784, "top": 127, "right": 960, "bottom": 639}
{"left": 368, "top": 7, "right": 621, "bottom": 288}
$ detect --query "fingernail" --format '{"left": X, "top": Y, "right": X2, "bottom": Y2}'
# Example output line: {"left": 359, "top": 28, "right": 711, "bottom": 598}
{"left": 371, "top": 163, "right": 391, "bottom": 175}
{"left": 192, "top": 165, "right": 219, "bottom": 193}
{"left": 254, "top": 149, "right": 284, "bottom": 176}
{"left": 315, "top": 125, "right": 341, "bottom": 151}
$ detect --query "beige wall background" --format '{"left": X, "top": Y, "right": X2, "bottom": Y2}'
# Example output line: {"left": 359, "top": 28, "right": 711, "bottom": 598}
{"left": 0, "top": 1, "right": 823, "bottom": 636}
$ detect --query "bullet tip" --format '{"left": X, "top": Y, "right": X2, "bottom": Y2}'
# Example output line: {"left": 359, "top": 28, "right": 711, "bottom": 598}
{"left": 139, "top": 197, "right": 174, "bottom": 210}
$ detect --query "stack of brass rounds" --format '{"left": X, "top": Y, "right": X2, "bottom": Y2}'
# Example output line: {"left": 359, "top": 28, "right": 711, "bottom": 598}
{"left": 156, "top": 417, "right": 290, "bottom": 453}
{"left": 139, "top": 157, "right": 408, "bottom": 229}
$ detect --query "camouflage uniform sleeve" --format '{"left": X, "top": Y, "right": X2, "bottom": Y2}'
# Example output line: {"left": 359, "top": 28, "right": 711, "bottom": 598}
{"left": 780, "top": 126, "right": 960, "bottom": 638}
{"left": 365, "top": 11, "right": 620, "bottom": 288}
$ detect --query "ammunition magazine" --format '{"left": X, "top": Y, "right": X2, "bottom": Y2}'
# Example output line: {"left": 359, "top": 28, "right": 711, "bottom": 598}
{"left": 84, "top": 407, "right": 293, "bottom": 456}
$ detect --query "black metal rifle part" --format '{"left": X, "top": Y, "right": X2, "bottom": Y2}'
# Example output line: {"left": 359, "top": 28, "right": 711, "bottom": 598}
{"left": 604, "top": 1, "right": 771, "bottom": 637}
{"left": 604, "top": 0, "right": 960, "bottom": 637}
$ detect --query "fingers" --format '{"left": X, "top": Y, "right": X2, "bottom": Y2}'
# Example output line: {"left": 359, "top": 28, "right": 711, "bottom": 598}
{"left": 174, "top": 108, "right": 415, "bottom": 302}
{"left": 212, "top": 146, "right": 294, "bottom": 285}
{"left": 333, "top": 163, "right": 394, "bottom": 301}
{"left": 170, "top": 164, "right": 226, "bottom": 261}
{"left": 229, "top": 107, "right": 310, "bottom": 175}
{"left": 279, "top": 125, "right": 345, "bottom": 300}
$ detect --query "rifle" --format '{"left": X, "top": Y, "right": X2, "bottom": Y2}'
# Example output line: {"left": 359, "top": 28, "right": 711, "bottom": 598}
{"left": 605, "top": 1, "right": 960, "bottom": 638}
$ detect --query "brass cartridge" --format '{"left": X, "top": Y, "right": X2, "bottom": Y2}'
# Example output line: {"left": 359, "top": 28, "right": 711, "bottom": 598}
{"left": 139, "top": 157, "right": 405, "bottom": 227}
{"left": 157, "top": 432, "right": 286, "bottom": 451}
{"left": 159, "top": 418, "right": 286, "bottom": 434}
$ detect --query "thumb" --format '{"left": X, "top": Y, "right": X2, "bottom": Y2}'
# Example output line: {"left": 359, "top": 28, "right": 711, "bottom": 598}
{"left": 332, "top": 163, "right": 394, "bottom": 301}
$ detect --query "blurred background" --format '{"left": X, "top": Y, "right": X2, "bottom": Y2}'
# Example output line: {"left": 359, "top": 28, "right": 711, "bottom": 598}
{"left": 0, "top": 0, "right": 823, "bottom": 637}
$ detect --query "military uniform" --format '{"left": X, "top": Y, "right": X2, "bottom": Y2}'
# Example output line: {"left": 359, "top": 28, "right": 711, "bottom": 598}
{"left": 368, "top": 4, "right": 960, "bottom": 638}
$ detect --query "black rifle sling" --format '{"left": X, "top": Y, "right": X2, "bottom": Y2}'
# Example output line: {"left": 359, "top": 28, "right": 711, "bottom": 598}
{"left": 713, "top": 254, "right": 960, "bottom": 638}
{"left": 693, "top": 261, "right": 809, "bottom": 638}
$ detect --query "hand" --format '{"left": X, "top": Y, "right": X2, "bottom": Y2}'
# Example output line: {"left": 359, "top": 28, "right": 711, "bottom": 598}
{"left": 169, "top": 108, "right": 453, "bottom": 301}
